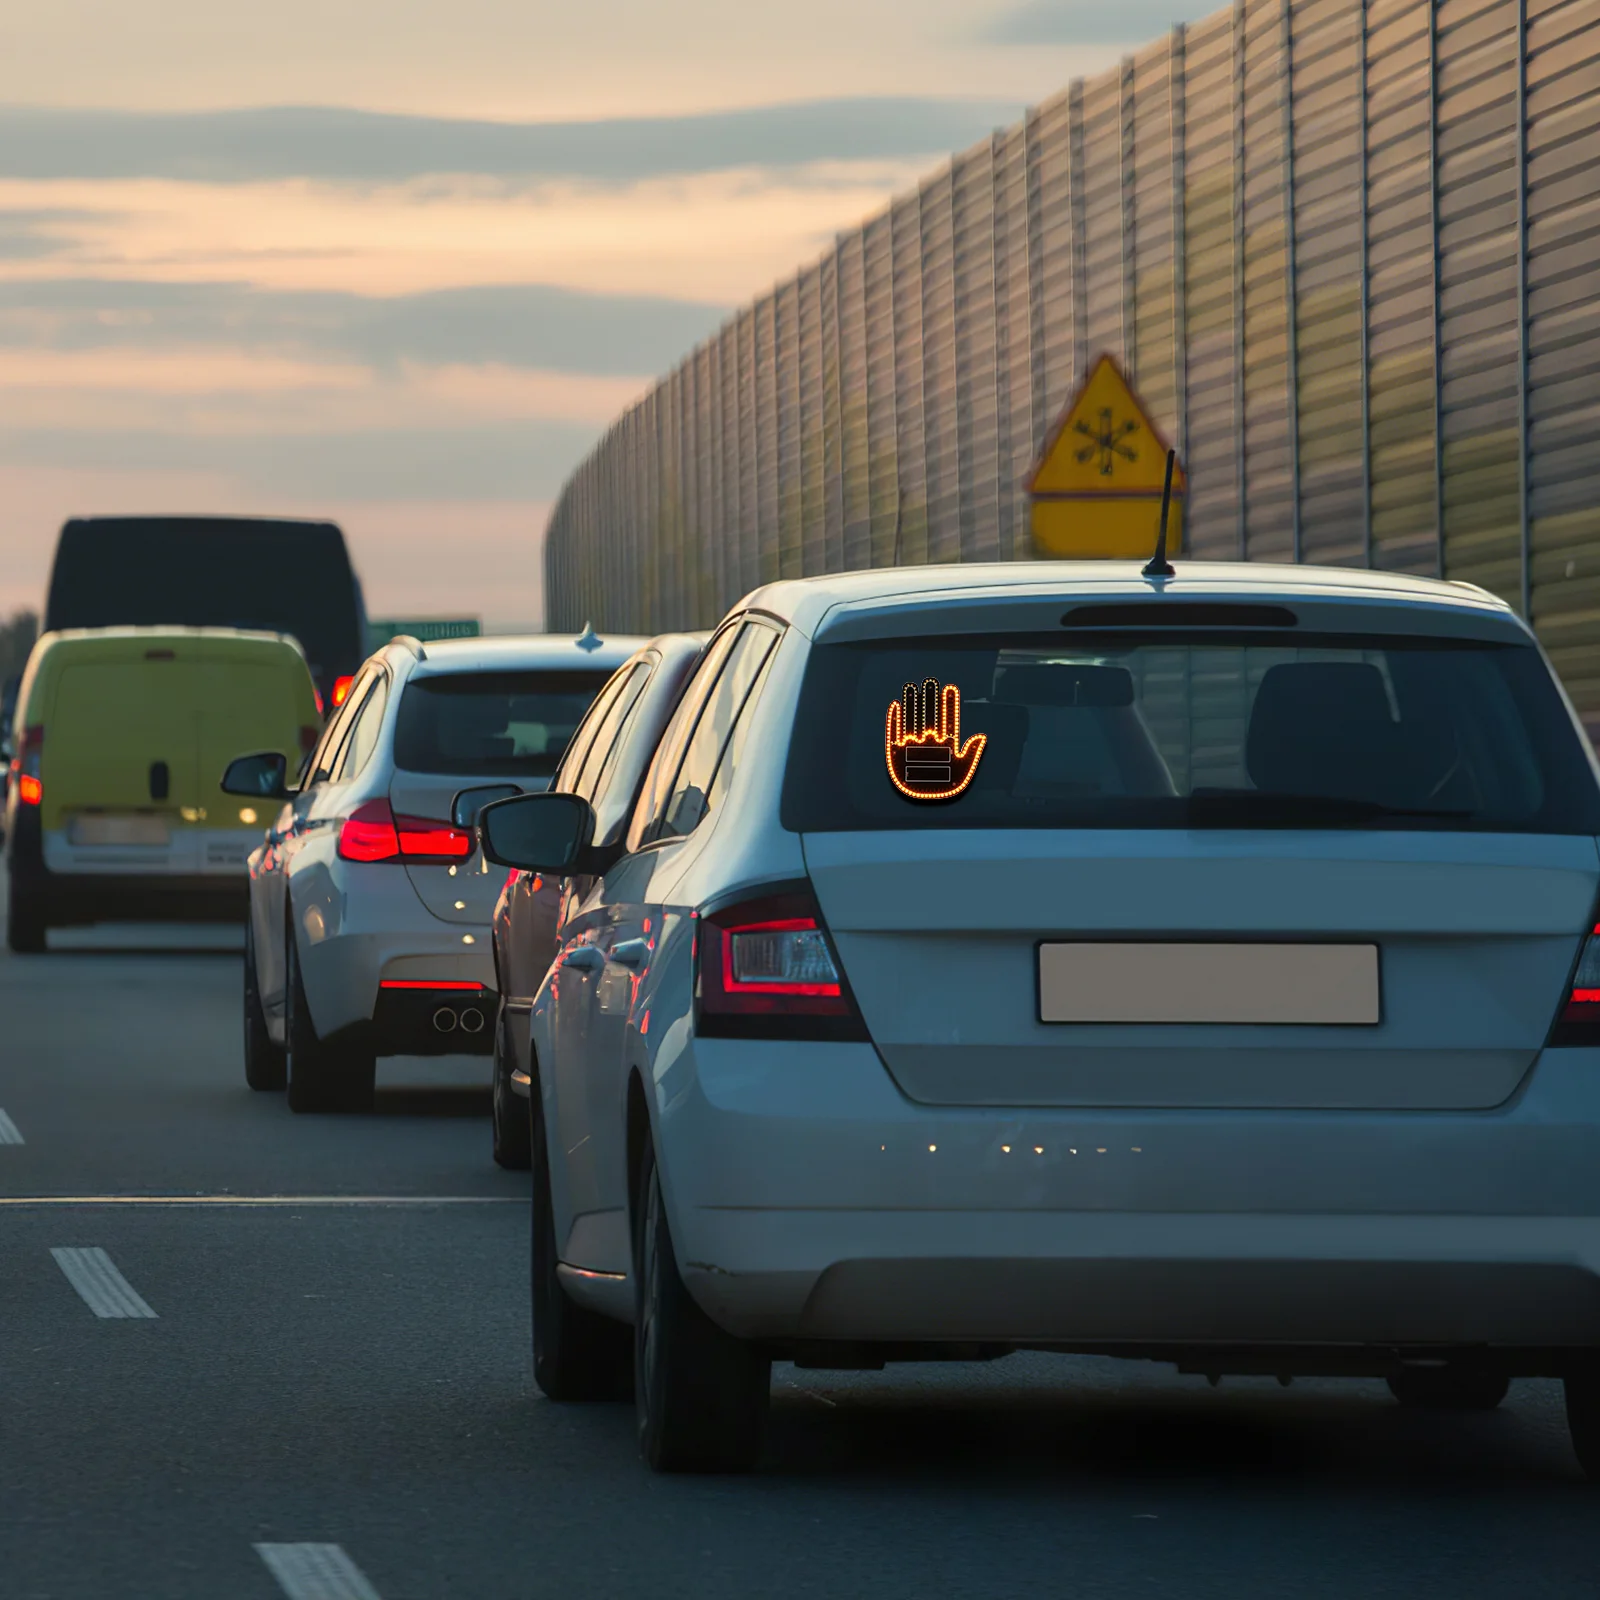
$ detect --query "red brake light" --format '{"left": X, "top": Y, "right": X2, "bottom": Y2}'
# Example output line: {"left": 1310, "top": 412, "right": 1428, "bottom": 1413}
{"left": 313, "top": 687, "right": 325, "bottom": 717}
{"left": 331, "top": 675, "right": 355, "bottom": 709}
{"left": 14, "top": 725, "right": 43, "bottom": 805}
{"left": 338, "top": 798, "right": 401, "bottom": 862}
{"left": 396, "top": 816, "right": 475, "bottom": 862}
{"left": 696, "top": 882, "right": 867, "bottom": 1041}
{"left": 1551, "top": 921, "right": 1600, "bottom": 1044}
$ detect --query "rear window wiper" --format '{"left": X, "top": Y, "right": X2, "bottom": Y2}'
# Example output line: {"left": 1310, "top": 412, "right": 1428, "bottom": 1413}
{"left": 1184, "top": 790, "right": 1476, "bottom": 827}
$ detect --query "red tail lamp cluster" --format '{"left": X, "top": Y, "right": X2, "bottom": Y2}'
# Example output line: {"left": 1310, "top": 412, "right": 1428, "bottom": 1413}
{"left": 338, "top": 799, "right": 475, "bottom": 865}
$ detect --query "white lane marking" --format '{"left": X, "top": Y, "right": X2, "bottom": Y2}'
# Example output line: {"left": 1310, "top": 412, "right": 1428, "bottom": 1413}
{"left": 49, "top": 1246, "right": 157, "bottom": 1319}
{"left": 0, "top": 1109, "right": 22, "bottom": 1144}
{"left": 256, "top": 1543, "right": 383, "bottom": 1600}
{"left": 0, "top": 1195, "right": 520, "bottom": 1207}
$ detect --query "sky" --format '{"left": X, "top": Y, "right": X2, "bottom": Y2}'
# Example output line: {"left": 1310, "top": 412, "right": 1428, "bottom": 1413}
{"left": 0, "top": 0, "right": 1210, "bottom": 630}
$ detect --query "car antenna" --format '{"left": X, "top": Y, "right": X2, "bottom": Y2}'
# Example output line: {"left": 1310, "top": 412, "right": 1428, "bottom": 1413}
{"left": 575, "top": 622, "right": 602, "bottom": 652}
{"left": 1141, "top": 449, "right": 1177, "bottom": 580}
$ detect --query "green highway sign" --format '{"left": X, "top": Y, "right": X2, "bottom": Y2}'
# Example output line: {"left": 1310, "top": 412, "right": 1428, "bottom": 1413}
{"left": 367, "top": 617, "right": 482, "bottom": 650}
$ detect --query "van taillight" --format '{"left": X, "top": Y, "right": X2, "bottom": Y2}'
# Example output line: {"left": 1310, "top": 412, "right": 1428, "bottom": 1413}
{"left": 14, "top": 725, "right": 42, "bottom": 806}
{"left": 337, "top": 799, "right": 475, "bottom": 865}
{"left": 695, "top": 881, "right": 868, "bottom": 1042}
{"left": 1552, "top": 923, "right": 1600, "bottom": 1045}
{"left": 331, "top": 676, "right": 355, "bottom": 709}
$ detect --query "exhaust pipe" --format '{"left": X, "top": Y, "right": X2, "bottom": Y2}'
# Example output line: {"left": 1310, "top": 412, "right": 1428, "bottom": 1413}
{"left": 459, "top": 1007, "right": 486, "bottom": 1034}
{"left": 432, "top": 1007, "right": 458, "bottom": 1033}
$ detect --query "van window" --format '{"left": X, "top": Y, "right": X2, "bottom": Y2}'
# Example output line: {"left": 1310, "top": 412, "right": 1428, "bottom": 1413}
{"left": 393, "top": 670, "right": 613, "bottom": 777}
{"left": 782, "top": 631, "right": 1600, "bottom": 835}
{"left": 649, "top": 625, "right": 777, "bottom": 843}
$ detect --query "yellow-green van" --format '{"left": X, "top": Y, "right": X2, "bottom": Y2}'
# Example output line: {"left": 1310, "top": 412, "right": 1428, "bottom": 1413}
{"left": 3, "top": 627, "right": 319, "bottom": 951}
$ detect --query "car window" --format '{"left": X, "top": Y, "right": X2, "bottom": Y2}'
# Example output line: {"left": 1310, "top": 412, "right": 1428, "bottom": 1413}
{"left": 781, "top": 630, "right": 1600, "bottom": 835}
{"left": 702, "top": 644, "right": 778, "bottom": 821}
{"left": 307, "top": 665, "right": 375, "bottom": 785}
{"left": 572, "top": 661, "right": 651, "bottom": 800}
{"left": 329, "top": 671, "right": 389, "bottom": 782}
{"left": 646, "top": 623, "right": 778, "bottom": 845}
{"left": 627, "top": 623, "right": 741, "bottom": 851}
{"left": 551, "top": 664, "right": 630, "bottom": 794}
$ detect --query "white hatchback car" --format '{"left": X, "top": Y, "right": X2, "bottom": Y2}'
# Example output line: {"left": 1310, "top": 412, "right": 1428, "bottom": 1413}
{"left": 225, "top": 629, "right": 641, "bottom": 1111}
{"left": 479, "top": 563, "right": 1600, "bottom": 1476}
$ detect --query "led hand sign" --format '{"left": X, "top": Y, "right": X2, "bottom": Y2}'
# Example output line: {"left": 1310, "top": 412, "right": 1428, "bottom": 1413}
{"left": 885, "top": 679, "right": 987, "bottom": 800}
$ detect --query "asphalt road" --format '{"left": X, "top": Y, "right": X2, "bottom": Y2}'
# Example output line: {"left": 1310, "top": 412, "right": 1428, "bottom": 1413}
{"left": 2, "top": 886, "right": 1598, "bottom": 1598}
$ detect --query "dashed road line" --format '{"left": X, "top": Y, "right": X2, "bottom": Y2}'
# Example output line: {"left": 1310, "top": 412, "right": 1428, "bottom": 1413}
{"left": 0, "top": 1194, "right": 520, "bottom": 1207}
{"left": 49, "top": 1246, "right": 157, "bottom": 1318}
{"left": 256, "top": 1543, "right": 383, "bottom": 1600}
{"left": 0, "top": 1109, "right": 22, "bottom": 1144}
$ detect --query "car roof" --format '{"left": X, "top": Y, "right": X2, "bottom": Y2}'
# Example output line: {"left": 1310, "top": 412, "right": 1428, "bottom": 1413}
{"left": 396, "top": 630, "right": 651, "bottom": 677}
{"left": 737, "top": 561, "right": 1523, "bottom": 640}
{"left": 37, "top": 624, "right": 306, "bottom": 655}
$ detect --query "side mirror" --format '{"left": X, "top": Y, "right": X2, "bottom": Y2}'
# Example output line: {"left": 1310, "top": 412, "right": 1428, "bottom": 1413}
{"left": 479, "top": 792, "right": 596, "bottom": 875}
{"left": 221, "top": 750, "right": 290, "bottom": 800}
{"left": 452, "top": 783, "right": 522, "bottom": 829}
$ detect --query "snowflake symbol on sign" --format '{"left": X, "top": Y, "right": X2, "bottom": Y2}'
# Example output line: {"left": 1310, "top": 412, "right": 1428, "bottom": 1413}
{"left": 1073, "top": 407, "right": 1141, "bottom": 477}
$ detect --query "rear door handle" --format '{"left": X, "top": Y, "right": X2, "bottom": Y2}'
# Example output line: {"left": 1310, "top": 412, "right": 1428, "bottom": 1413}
{"left": 563, "top": 945, "right": 604, "bottom": 973}
{"left": 610, "top": 939, "right": 649, "bottom": 969}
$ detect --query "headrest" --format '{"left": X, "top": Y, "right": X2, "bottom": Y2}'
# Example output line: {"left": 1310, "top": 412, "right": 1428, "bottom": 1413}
{"left": 1246, "top": 662, "right": 1401, "bottom": 798}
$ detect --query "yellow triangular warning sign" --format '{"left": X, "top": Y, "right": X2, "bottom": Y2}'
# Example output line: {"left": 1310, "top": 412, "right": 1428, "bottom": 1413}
{"left": 1027, "top": 354, "right": 1186, "bottom": 559}
{"left": 1028, "top": 354, "right": 1185, "bottom": 497}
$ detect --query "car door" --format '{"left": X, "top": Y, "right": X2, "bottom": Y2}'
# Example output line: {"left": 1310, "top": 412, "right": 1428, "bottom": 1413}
{"left": 254, "top": 665, "right": 376, "bottom": 1020}
{"left": 562, "top": 621, "right": 780, "bottom": 1273}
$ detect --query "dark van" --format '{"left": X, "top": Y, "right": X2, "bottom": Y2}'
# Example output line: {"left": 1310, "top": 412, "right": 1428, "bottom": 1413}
{"left": 44, "top": 516, "right": 368, "bottom": 714}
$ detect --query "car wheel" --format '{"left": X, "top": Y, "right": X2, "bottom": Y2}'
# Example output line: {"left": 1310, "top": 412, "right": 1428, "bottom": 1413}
{"left": 633, "top": 1134, "right": 769, "bottom": 1472}
{"left": 6, "top": 879, "right": 46, "bottom": 953}
{"left": 243, "top": 916, "right": 287, "bottom": 1091}
{"left": 491, "top": 1012, "right": 531, "bottom": 1170}
{"left": 284, "top": 925, "right": 375, "bottom": 1114}
{"left": 530, "top": 1087, "right": 631, "bottom": 1400}
{"left": 1565, "top": 1362, "right": 1600, "bottom": 1481}
{"left": 1387, "top": 1364, "right": 1510, "bottom": 1411}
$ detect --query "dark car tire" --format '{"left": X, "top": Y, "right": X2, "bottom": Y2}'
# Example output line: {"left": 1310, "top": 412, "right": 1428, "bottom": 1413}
{"left": 633, "top": 1135, "right": 769, "bottom": 1472}
{"left": 243, "top": 917, "right": 287, "bottom": 1091}
{"left": 1565, "top": 1363, "right": 1600, "bottom": 1481}
{"left": 1387, "top": 1364, "right": 1510, "bottom": 1412}
{"left": 530, "top": 1087, "right": 631, "bottom": 1400}
{"left": 6, "top": 879, "right": 46, "bottom": 953}
{"left": 284, "top": 926, "right": 375, "bottom": 1114}
{"left": 492, "top": 1012, "right": 532, "bottom": 1170}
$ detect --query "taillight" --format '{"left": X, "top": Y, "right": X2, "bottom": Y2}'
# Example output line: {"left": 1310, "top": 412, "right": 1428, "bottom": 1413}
{"left": 331, "top": 675, "right": 355, "bottom": 709}
{"left": 696, "top": 881, "right": 868, "bottom": 1042}
{"left": 338, "top": 798, "right": 401, "bottom": 861}
{"left": 14, "top": 725, "right": 43, "bottom": 806}
{"left": 1552, "top": 922, "right": 1600, "bottom": 1045}
{"left": 337, "top": 799, "right": 475, "bottom": 865}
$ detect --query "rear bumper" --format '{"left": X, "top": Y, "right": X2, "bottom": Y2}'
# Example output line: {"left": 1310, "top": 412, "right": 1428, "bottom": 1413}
{"left": 656, "top": 1037, "right": 1600, "bottom": 1353}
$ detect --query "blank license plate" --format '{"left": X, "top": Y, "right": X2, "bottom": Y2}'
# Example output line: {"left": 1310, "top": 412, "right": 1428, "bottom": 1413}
{"left": 69, "top": 814, "right": 171, "bottom": 848}
{"left": 1038, "top": 942, "right": 1380, "bottom": 1025}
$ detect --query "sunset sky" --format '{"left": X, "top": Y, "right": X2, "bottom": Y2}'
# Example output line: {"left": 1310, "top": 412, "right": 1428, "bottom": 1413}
{"left": 1, "top": 0, "right": 1206, "bottom": 629}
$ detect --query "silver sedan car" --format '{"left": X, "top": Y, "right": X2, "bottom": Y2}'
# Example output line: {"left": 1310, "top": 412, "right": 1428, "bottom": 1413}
{"left": 225, "top": 629, "right": 642, "bottom": 1111}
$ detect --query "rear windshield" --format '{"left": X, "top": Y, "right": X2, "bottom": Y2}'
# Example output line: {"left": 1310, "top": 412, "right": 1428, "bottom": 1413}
{"left": 782, "top": 631, "right": 1600, "bottom": 834}
{"left": 394, "top": 670, "right": 613, "bottom": 777}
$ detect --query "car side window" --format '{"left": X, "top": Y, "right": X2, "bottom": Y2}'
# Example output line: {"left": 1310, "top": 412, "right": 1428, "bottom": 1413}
{"left": 650, "top": 624, "right": 778, "bottom": 844}
{"left": 307, "top": 667, "right": 374, "bottom": 785}
{"left": 626, "top": 624, "right": 742, "bottom": 851}
{"left": 329, "top": 672, "right": 389, "bottom": 782}
{"left": 552, "top": 665, "right": 629, "bottom": 794}
{"left": 573, "top": 661, "right": 651, "bottom": 800}
{"left": 702, "top": 643, "right": 778, "bottom": 820}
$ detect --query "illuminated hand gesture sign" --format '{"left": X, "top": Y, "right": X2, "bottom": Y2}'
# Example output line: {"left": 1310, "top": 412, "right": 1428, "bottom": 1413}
{"left": 885, "top": 678, "right": 987, "bottom": 800}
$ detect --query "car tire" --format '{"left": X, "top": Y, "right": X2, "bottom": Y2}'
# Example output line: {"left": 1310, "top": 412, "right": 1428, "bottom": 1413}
{"left": 1387, "top": 1364, "right": 1510, "bottom": 1411}
{"left": 284, "top": 925, "right": 375, "bottom": 1114}
{"left": 530, "top": 1086, "right": 632, "bottom": 1401}
{"left": 1565, "top": 1362, "right": 1600, "bottom": 1481}
{"left": 633, "top": 1134, "right": 769, "bottom": 1472}
{"left": 6, "top": 880, "right": 46, "bottom": 953}
{"left": 492, "top": 1012, "right": 531, "bottom": 1170}
{"left": 243, "top": 917, "right": 287, "bottom": 1091}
